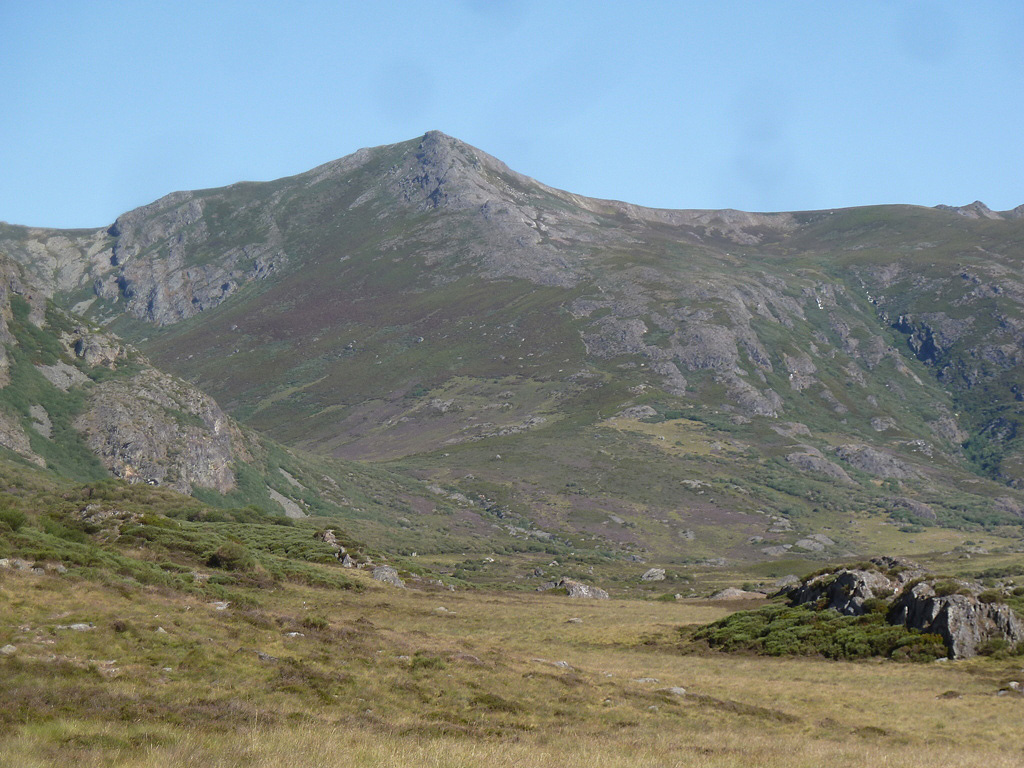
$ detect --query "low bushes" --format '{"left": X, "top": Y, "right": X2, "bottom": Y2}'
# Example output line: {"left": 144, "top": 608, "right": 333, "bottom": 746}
{"left": 687, "top": 604, "right": 947, "bottom": 662}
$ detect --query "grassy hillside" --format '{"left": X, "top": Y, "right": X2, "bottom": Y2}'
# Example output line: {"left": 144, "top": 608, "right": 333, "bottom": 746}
{"left": 3, "top": 492, "right": 1024, "bottom": 768}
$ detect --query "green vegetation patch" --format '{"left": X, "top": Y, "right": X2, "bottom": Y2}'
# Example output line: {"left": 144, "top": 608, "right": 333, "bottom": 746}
{"left": 686, "top": 603, "right": 947, "bottom": 662}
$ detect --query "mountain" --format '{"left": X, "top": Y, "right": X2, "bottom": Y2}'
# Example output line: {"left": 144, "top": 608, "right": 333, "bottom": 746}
{"left": 1, "top": 131, "right": 1023, "bottom": 575}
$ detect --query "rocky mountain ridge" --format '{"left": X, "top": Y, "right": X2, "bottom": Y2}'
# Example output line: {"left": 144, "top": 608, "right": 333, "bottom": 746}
{"left": 1, "top": 131, "right": 1023, "bottom": 568}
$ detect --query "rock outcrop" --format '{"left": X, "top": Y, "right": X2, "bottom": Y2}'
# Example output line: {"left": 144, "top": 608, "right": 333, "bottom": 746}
{"left": 550, "top": 577, "right": 609, "bottom": 599}
{"left": 74, "top": 367, "right": 249, "bottom": 494}
{"left": 835, "top": 445, "right": 917, "bottom": 480}
{"left": 890, "top": 583, "right": 1024, "bottom": 659}
{"left": 789, "top": 566, "right": 907, "bottom": 616}
{"left": 788, "top": 558, "right": 1023, "bottom": 658}
{"left": 786, "top": 452, "right": 854, "bottom": 484}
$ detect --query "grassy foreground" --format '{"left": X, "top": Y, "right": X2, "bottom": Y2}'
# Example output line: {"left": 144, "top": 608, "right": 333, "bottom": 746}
{"left": 3, "top": 561, "right": 1024, "bottom": 768}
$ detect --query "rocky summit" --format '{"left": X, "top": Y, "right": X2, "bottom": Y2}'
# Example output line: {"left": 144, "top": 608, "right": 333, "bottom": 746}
{"left": 0, "top": 131, "right": 1023, "bottom": 573}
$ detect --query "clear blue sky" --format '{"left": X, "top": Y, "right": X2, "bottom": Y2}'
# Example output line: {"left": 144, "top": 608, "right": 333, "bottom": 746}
{"left": 2, "top": 1, "right": 1022, "bottom": 228}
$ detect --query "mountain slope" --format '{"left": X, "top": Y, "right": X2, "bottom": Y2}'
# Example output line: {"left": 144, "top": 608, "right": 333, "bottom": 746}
{"left": 3, "top": 131, "right": 1023, "bottom": 570}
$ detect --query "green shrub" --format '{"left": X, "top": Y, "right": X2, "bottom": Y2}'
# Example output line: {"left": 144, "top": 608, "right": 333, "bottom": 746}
{"left": 861, "top": 598, "right": 891, "bottom": 614}
{"left": 0, "top": 508, "right": 27, "bottom": 532}
{"left": 932, "top": 580, "right": 969, "bottom": 597}
{"left": 206, "top": 541, "right": 255, "bottom": 571}
{"left": 976, "top": 637, "right": 1009, "bottom": 657}
{"left": 301, "top": 614, "right": 330, "bottom": 631}
{"left": 689, "top": 604, "right": 947, "bottom": 662}
{"left": 410, "top": 652, "right": 446, "bottom": 670}
{"left": 977, "top": 589, "right": 1003, "bottom": 604}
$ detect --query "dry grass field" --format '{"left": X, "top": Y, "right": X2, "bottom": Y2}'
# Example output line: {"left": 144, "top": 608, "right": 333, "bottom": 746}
{"left": 2, "top": 563, "right": 1023, "bottom": 768}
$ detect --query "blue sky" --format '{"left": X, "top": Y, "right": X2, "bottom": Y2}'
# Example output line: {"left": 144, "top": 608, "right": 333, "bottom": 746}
{"left": 2, "top": 1, "right": 1022, "bottom": 228}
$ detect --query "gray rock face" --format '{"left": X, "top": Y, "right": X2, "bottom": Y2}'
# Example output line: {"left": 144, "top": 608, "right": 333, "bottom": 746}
{"left": 35, "top": 360, "right": 89, "bottom": 391}
{"left": 891, "top": 497, "right": 937, "bottom": 520}
{"left": 790, "top": 568, "right": 900, "bottom": 615}
{"left": 889, "top": 583, "right": 1024, "bottom": 659}
{"left": 372, "top": 565, "right": 405, "bottom": 588}
{"left": 98, "top": 192, "right": 288, "bottom": 326}
{"left": 786, "top": 452, "right": 854, "bottom": 484}
{"left": 836, "top": 444, "right": 917, "bottom": 479}
{"left": 74, "top": 366, "right": 248, "bottom": 493}
{"left": 0, "top": 410, "right": 44, "bottom": 466}
{"left": 68, "top": 327, "right": 123, "bottom": 367}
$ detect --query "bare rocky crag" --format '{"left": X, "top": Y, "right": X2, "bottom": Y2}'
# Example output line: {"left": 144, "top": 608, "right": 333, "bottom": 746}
{"left": 0, "top": 251, "right": 250, "bottom": 494}
{"left": 73, "top": 366, "right": 248, "bottom": 493}
{"left": 788, "top": 557, "right": 1024, "bottom": 658}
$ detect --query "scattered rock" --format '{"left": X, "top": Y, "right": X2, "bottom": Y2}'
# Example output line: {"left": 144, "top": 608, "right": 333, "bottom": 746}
{"left": 0, "top": 644, "right": 16, "bottom": 656}
{"left": 632, "top": 677, "right": 659, "bottom": 684}
{"left": 372, "top": 565, "right": 406, "bottom": 588}
{"left": 55, "top": 623, "right": 95, "bottom": 632}
{"left": 659, "top": 687, "right": 687, "bottom": 697}
{"left": 566, "top": 617, "right": 583, "bottom": 624}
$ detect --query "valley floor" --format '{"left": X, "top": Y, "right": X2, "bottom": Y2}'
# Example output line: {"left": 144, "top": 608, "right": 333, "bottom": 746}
{"left": 2, "top": 567, "right": 1023, "bottom": 768}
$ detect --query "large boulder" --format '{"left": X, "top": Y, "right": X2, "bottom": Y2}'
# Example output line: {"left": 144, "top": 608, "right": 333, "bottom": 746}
{"left": 558, "top": 578, "right": 609, "bottom": 599}
{"left": 641, "top": 568, "right": 666, "bottom": 582}
{"left": 889, "top": 582, "right": 1024, "bottom": 659}
{"left": 372, "top": 565, "right": 405, "bottom": 588}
